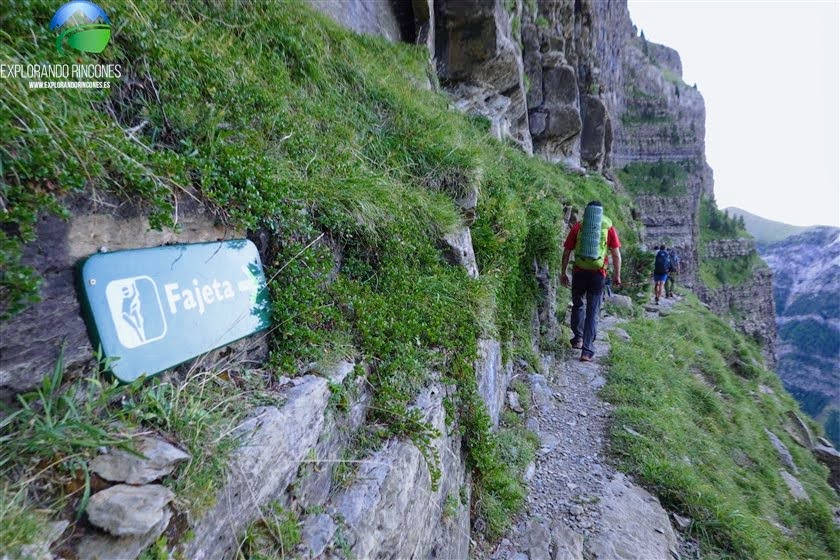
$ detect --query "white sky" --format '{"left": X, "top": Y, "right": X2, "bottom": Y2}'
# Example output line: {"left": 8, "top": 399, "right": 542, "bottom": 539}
{"left": 628, "top": 0, "right": 840, "bottom": 227}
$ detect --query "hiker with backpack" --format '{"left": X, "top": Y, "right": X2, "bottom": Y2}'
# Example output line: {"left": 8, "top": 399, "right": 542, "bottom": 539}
{"left": 653, "top": 244, "right": 670, "bottom": 304}
{"left": 560, "top": 201, "right": 622, "bottom": 362}
{"left": 666, "top": 247, "right": 680, "bottom": 298}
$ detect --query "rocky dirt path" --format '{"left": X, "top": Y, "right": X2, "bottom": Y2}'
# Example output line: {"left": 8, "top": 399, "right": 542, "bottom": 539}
{"left": 485, "top": 297, "right": 696, "bottom": 560}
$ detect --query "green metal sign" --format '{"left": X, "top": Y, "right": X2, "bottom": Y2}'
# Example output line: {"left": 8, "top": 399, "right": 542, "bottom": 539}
{"left": 78, "top": 239, "right": 271, "bottom": 382}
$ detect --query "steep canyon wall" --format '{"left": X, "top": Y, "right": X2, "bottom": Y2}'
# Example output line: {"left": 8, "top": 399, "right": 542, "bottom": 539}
{"left": 307, "top": 0, "right": 775, "bottom": 361}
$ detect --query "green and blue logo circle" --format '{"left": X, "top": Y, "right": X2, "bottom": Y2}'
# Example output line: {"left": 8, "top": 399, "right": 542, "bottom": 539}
{"left": 49, "top": 1, "right": 111, "bottom": 54}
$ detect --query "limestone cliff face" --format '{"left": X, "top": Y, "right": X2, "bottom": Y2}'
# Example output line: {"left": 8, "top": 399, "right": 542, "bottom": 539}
{"left": 434, "top": 0, "right": 533, "bottom": 153}
{"left": 696, "top": 262, "right": 778, "bottom": 367}
{"left": 606, "top": 35, "right": 711, "bottom": 289}
{"left": 761, "top": 227, "right": 840, "bottom": 442}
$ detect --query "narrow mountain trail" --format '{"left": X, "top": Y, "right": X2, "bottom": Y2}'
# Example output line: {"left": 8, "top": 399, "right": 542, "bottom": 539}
{"left": 484, "top": 296, "right": 699, "bottom": 560}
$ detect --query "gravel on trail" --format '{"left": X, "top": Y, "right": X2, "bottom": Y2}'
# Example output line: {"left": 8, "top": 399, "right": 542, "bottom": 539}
{"left": 477, "top": 296, "right": 700, "bottom": 560}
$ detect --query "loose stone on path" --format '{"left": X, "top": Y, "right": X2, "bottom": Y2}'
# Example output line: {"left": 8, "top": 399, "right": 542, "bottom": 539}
{"left": 483, "top": 299, "right": 685, "bottom": 560}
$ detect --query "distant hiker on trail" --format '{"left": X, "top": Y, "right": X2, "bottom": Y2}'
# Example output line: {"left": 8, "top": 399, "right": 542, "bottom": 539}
{"left": 561, "top": 201, "right": 622, "bottom": 363}
{"left": 666, "top": 247, "right": 680, "bottom": 298}
{"left": 653, "top": 244, "right": 670, "bottom": 304}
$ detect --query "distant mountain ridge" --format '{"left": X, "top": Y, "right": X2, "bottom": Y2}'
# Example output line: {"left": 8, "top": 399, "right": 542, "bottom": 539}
{"left": 760, "top": 225, "right": 840, "bottom": 444}
{"left": 725, "top": 206, "right": 817, "bottom": 246}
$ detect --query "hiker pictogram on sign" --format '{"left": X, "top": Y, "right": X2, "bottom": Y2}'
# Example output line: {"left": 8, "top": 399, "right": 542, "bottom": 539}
{"left": 105, "top": 276, "right": 167, "bottom": 349}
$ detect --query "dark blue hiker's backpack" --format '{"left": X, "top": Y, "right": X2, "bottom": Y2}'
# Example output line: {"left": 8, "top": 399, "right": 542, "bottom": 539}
{"left": 654, "top": 250, "right": 670, "bottom": 275}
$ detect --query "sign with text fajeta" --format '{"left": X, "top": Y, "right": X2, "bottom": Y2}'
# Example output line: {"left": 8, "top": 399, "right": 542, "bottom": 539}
{"left": 78, "top": 239, "right": 271, "bottom": 382}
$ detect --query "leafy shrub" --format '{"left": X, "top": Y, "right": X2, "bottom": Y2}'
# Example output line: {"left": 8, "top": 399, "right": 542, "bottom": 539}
{"left": 617, "top": 160, "right": 688, "bottom": 197}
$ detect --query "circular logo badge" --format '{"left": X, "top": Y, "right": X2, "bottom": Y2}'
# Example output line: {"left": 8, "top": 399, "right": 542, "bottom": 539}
{"left": 49, "top": 1, "right": 111, "bottom": 54}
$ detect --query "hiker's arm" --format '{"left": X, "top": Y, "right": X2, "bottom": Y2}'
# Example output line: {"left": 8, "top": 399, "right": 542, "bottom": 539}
{"left": 610, "top": 247, "right": 622, "bottom": 285}
{"left": 561, "top": 248, "right": 571, "bottom": 287}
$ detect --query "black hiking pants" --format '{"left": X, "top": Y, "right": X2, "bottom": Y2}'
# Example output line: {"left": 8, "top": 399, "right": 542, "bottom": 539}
{"left": 570, "top": 270, "right": 605, "bottom": 358}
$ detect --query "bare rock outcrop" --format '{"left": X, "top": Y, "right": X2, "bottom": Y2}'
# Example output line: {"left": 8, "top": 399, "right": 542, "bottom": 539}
{"left": 779, "top": 469, "right": 809, "bottom": 501}
{"left": 766, "top": 429, "right": 798, "bottom": 473}
{"left": 812, "top": 443, "right": 840, "bottom": 492}
{"left": 580, "top": 95, "right": 612, "bottom": 172}
{"left": 91, "top": 436, "right": 190, "bottom": 485}
{"left": 435, "top": 0, "right": 533, "bottom": 153}
{"left": 588, "top": 473, "right": 679, "bottom": 560}
{"left": 521, "top": 18, "right": 581, "bottom": 165}
{"left": 77, "top": 508, "right": 172, "bottom": 560}
{"left": 696, "top": 265, "right": 778, "bottom": 367}
{"left": 182, "top": 376, "right": 331, "bottom": 559}
{"left": 476, "top": 338, "right": 513, "bottom": 428}
{"left": 319, "top": 384, "right": 469, "bottom": 559}
{"left": 86, "top": 484, "right": 174, "bottom": 537}
{"left": 704, "top": 238, "right": 755, "bottom": 259}
{"left": 307, "top": 0, "right": 404, "bottom": 42}
{"left": 442, "top": 227, "right": 480, "bottom": 278}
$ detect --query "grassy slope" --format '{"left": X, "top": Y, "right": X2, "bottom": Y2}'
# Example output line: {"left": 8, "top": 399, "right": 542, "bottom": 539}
{"left": 698, "top": 197, "right": 767, "bottom": 289}
{"left": 604, "top": 295, "right": 839, "bottom": 560}
{"left": 1, "top": 0, "right": 634, "bottom": 552}
{"left": 725, "top": 207, "right": 813, "bottom": 246}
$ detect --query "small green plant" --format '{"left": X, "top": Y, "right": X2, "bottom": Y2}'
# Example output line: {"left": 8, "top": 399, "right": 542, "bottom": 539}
{"left": 0, "top": 350, "right": 133, "bottom": 470}
{"left": 510, "top": 379, "right": 531, "bottom": 413}
{"left": 240, "top": 502, "right": 301, "bottom": 559}
{"left": 0, "top": 349, "right": 137, "bottom": 521}
{"left": 138, "top": 536, "right": 170, "bottom": 560}
{"left": 328, "top": 380, "right": 350, "bottom": 412}
{"left": 442, "top": 492, "right": 460, "bottom": 519}
{"left": 473, "top": 418, "right": 539, "bottom": 539}
{"left": 617, "top": 160, "right": 689, "bottom": 197}
{"left": 524, "top": 0, "right": 538, "bottom": 15}
{"left": 0, "top": 484, "right": 48, "bottom": 559}
{"left": 661, "top": 67, "right": 684, "bottom": 86}
{"left": 511, "top": 14, "right": 522, "bottom": 44}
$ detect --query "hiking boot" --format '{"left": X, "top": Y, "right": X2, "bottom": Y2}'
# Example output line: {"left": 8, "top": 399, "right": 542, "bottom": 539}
{"left": 579, "top": 354, "right": 593, "bottom": 362}
{"left": 655, "top": 297, "right": 659, "bottom": 305}
{"left": 570, "top": 339, "right": 583, "bottom": 349}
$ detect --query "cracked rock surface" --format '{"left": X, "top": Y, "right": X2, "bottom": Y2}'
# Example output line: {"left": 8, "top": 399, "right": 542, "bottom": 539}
{"left": 91, "top": 435, "right": 190, "bottom": 484}
{"left": 86, "top": 484, "right": 174, "bottom": 537}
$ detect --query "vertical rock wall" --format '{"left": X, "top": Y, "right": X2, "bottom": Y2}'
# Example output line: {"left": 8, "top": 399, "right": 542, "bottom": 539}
{"left": 607, "top": 35, "right": 710, "bottom": 288}
{"left": 696, "top": 242, "right": 779, "bottom": 367}
{"left": 434, "top": 0, "right": 533, "bottom": 153}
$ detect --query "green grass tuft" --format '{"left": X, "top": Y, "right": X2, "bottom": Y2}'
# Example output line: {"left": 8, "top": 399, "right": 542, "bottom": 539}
{"left": 240, "top": 502, "right": 302, "bottom": 559}
{"left": 603, "top": 296, "right": 840, "bottom": 559}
